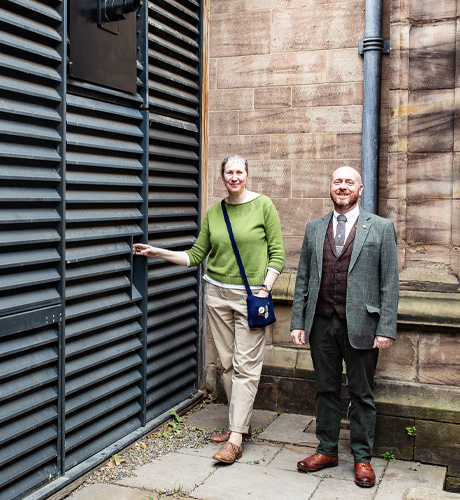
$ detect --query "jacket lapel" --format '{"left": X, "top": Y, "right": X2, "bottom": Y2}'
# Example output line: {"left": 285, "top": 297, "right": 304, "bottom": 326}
{"left": 316, "top": 212, "right": 333, "bottom": 279}
{"left": 348, "top": 208, "right": 371, "bottom": 273}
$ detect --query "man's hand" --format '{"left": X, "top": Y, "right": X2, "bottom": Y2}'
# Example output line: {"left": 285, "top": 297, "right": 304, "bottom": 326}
{"left": 373, "top": 336, "right": 394, "bottom": 350}
{"left": 291, "top": 329, "right": 305, "bottom": 345}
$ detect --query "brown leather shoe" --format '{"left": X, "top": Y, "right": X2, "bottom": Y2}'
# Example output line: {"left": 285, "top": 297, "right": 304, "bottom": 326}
{"left": 210, "top": 425, "right": 252, "bottom": 443}
{"left": 297, "top": 453, "right": 338, "bottom": 472}
{"left": 213, "top": 441, "right": 243, "bottom": 464}
{"left": 354, "top": 462, "right": 376, "bottom": 487}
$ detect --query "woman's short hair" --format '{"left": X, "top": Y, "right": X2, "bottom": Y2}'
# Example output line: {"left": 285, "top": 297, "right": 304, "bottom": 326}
{"left": 221, "top": 155, "right": 248, "bottom": 177}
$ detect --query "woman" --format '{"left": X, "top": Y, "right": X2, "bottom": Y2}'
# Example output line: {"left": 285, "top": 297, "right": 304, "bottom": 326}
{"left": 133, "top": 155, "right": 285, "bottom": 464}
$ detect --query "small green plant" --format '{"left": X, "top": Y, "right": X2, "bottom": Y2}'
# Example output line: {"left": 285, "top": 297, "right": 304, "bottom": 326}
{"left": 406, "top": 426, "right": 416, "bottom": 436}
{"left": 382, "top": 449, "right": 396, "bottom": 461}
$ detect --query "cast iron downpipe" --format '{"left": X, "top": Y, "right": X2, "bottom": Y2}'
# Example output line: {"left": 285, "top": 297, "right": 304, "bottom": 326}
{"left": 360, "top": 0, "right": 387, "bottom": 214}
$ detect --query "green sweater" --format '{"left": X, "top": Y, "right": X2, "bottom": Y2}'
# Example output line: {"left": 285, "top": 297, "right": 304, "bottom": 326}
{"left": 185, "top": 195, "right": 285, "bottom": 286}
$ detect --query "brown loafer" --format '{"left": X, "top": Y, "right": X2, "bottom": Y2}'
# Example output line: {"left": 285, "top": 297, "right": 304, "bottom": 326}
{"left": 354, "top": 462, "right": 375, "bottom": 487}
{"left": 297, "top": 453, "right": 338, "bottom": 472}
{"left": 213, "top": 441, "right": 243, "bottom": 464}
{"left": 210, "top": 425, "right": 252, "bottom": 443}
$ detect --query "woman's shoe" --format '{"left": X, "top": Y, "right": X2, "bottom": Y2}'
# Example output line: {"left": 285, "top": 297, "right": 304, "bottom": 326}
{"left": 210, "top": 425, "right": 252, "bottom": 443}
{"left": 213, "top": 441, "right": 243, "bottom": 464}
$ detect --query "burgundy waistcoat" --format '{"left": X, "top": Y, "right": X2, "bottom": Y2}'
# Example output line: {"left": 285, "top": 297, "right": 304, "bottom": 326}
{"left": 315, "top": 217, "right": 357, "bottom": 319}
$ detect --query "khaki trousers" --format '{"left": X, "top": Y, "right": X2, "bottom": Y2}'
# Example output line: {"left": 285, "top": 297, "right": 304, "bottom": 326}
{"left": 206, "top": 283, "right": 266, "bottom": 433}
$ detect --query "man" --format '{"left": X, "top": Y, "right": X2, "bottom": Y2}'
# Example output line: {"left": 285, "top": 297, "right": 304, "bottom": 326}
{"left": 290, "top": 166, "right": 399, "bottom": 488}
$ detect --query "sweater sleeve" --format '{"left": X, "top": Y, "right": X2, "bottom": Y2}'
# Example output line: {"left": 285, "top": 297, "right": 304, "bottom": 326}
{"left": 264, "top": 198, "right": 285, "bottom": 273}
{"left": 184, "top": 212, "right": 211, "bottom": 266}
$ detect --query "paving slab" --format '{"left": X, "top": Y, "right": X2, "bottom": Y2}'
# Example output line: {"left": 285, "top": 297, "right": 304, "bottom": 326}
{"left": 311, "top": 476, "right": 375, "bottom": 500}
{"left": 117, "top": 452, "right": 218, "bottom": 494}
{"left": 178, "top": 441, "right": 280, "bottom": 466}
{"left": 183, "top": 404, "right": 278, "bottom": 434}
{"left": 190, "top": 461, "right": 320, "bottom": 500}
{"left": 67, "top": 483, "right": 155, "bottom": 500}
{"left": 403, "top": 487, "right": 460, "bottom": 499}
{"left": 374, "top": 460, "right": 447, "bottom": 500}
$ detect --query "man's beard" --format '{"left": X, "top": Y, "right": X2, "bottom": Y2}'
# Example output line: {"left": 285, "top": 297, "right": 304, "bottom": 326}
{"left": 330, "top": 190, "right": 359, "bottom": 209}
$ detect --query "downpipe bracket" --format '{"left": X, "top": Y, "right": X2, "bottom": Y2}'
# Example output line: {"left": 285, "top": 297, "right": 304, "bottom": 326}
{"left": 358, "top": 38, "right": 390, "bottom": 55}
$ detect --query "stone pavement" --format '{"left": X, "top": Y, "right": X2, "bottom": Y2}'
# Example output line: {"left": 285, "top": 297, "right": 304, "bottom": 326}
{"left": 68, "top": 404, "right": 458, "bottom": 500}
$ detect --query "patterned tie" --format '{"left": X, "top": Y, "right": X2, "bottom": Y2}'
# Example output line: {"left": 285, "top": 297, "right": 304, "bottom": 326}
{"left": 335, "top": 214, "right": 347, "bottom": 254}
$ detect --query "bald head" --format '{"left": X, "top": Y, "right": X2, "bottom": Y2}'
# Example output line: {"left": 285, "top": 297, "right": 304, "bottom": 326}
{"left": 331, "top": 166, "right": 362, "bottom": 185}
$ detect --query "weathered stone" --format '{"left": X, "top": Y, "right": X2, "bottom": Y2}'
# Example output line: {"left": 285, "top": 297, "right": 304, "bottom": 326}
{"left": 262, "top": 345, "right": 297, "bottom": 377}
{"left": 254, "top": 87, "right": 291, "bottom": 109}
{"left": 389, "top": 23, "right": 410, "bottom": 90}
{"left": 208, "top": 134, "right": 270, "bottom": 160}
{"left": 326, "top": 48, "right": 364, "bottom": 83}
{"left": 283, "top": 236, "right": 304, "bottom": 271}
{"left": 409, "top": 23, "right": 456, "bottom": 91}
{"left": 209, "top": 89, "right": 253, "bottom": 111}
{"left": 295, "top": 347, "right": 316, "bottom": 379}
{"left": 387, "top": 152, "right": 407, "bottom": 199}
{"left": 239, "top": 108, "right": 311, "bottom": 135}
{"left": 270, "top": 134, "right": 336, "bottom": 159}
{"left": 375, "top": 331, "right": 418, "bottom": 382}
{"left": 210, "top": 10, "right": 271, "bottom": 58}
{"left": 274, "top": 198, "right": 324, "bottom": 236}
{"left": 415, "top": 420, "right": 460, "bottom": 469}
{"left": 404, "top": 487, "right": 460, "bottom": 500}
{"left": 209, "top": 111, "right": 239, "bottom": 136}
{"left": 407, "top": 89, "right": 455, "bottom": 153}
{"left": 271, "top": 3, "right": 365, "bottom": 52}
{"left": 254, "top": 374, "right": 279, "bottom": 411}
{"left": 292, "top": 83, "right": 363, "bottom": 107}
{"left": 276, "top": 376, "right": 318, "bottom": 415}
{"left": 373, "top": 415, "right": 415, "bottom": 460}
{"left": 406, "top": 199, "right": 452, "bottom": 245}
{"left": 419, "top": 333, "right": 460, "bottom": 386}
{"left": 336, "top": 133, "right": 362, "bottom": 159}
{"left": 244, "top": 160, "right": 291, "bottom": 198}
{"left": 216, "top": 52, "right": 326, "bottom": 89}
{"left": 374, "top": 379, "right": 460, "bottom": 424}
{"left": 406, "top": 153, "right": 453, "bottom": 200}
{"left": 409, "top": 1, "right": 457, "bottom": 21}
{"left": 389, "top": 89, "right": 409, "bottom": 153}
{"left": 291, "top": 159, "right": 361, "bottom": 198}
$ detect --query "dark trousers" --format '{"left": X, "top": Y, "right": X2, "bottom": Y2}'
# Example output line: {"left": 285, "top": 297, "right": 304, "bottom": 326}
{"left": 309, "top": 312, "right": 379, "bottom": 462}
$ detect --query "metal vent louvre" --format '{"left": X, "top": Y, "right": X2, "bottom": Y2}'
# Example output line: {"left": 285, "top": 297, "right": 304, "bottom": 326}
{"left": 146, "top": 0, "right": 201, "bottom": 421}
{"left": 0, "top": 0, "right": 63, "bottom": 498}
{"left": 64, "top": 93, "right": 145, "bottom": 469}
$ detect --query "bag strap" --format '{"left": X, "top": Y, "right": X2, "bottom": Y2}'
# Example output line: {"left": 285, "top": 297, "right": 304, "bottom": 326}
{"left": 221, "top": 200, "right": 253, "bottom": 297}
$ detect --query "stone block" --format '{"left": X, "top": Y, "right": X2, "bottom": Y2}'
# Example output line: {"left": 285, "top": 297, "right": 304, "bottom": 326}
{"left": 208, "top": 134, "right": 270, "bottom": 161}
{"left": 375, "top": 331, "right": 418, "bottom": 382}
{"left": 254, "top": 87, "right": 291, "bottom": 109}
{"left": 262, "top": 345, "right": 297, "bottom": 377}
{"left": 455, "top": 90, "right": 460, "bottom": 152}
{"left": 216, "top": 52, "right": 326, "bottom": 89}
{"left": 274, "top": 198, "right": 324, "bottom": 236}
{"left": 283, "top": 236, "right": 304, "bottom": 271}
{"left": 271, "top": 3, "right": 365, "bottom": 52}
{"left": 209, "top": 111, "right": 239, "bottom": 136}
{"left": 406, "top": 199, "right": 452, "bottom": 245}
{"left": 272, "top": 272, "right": 291, "bottom": 301}
{"left": 419, "top": 333, "right": 460, "bottom": 386}
{"left": 454, "top": 154, "right": 460, "bottom": 198}
{"left": 292, "top": 82, "right": 363, "bottom": 107}
{"left": 244, "top": 160, "right": 291, "bottom": 198}
{"left": 336, "top": 133, "right": 362, "bottom": 159}
{"left": 410, "top": 1, "right": 457, "bottom": 21}
{"left": 209, "top": 58, "right": 217, "bottom": 90}
{"left": 326, "top": 48, "right": 364, "bottom": 83}
{"left": 291, "top": 159, "right": 361, "bottom": 198}
{"left": 210, "top": 10, "right": 271, "bottom": 58}
{"left": 453, "top": 199, "right": 460, "bottom": 246}
{"left": 404, "top": 487, "right": 460, "bottom": 500}
{"left": 409, "top": 23, "right": 456, "bottom": 91}
{"left": 389, "top": 23, "right": 410, "bottom": 91}
{"left": 404, "top": 245, "right": 452, "bottom": 268}
{"left": 254, "top": 374, "right": 279, "bottom": 411}
{"left": 272, "top": 305, "right": 292, "bottom": 345}
{"left": 308, "top": 106, "right": 362, "bottom": 133}
{"left": 408, "top": 89, "right": 455, "bottom": 153}
{"left": 270, "top": 134, "right": 336, "bottom": 159}
{"left": 374, "top": 379, "right": 460, "bottom": 424}
{"left": 209, "top": 89, "right": 253, "bottom": 111}
{"left": 239, "top": 109, "right": 311, "bottom": 135}
{"left": 294, "top": 347, "right": 315, "bottom": 379}
{"left": 415, "top": 420, "right": 460, "bottom": 469}
{"left": 389, "top": 90, "right": 409, "bottom": 153}
{"left": 276, "top": 376, "right": 318, "bottom": 415}
{"left": 373, "top": 414, "right": 415, "bottom": 460}
{"left": 406, "top": 153, "right": 453, "bottom": 200}
{"left": 387, "top": 152, "right": 407, "bottom": 199}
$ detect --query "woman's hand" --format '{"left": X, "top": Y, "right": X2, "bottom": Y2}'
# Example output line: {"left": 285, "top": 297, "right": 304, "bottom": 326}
{"left": 133, "top": 243, "right": 163, "bottom": 258}
{"left": 257, "top": 289, "right": 270, "bottom": 298}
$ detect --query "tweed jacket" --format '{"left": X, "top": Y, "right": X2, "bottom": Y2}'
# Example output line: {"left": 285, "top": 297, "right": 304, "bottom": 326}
{"left": 290, "top": 208, "right": 399, "bottom": 350}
